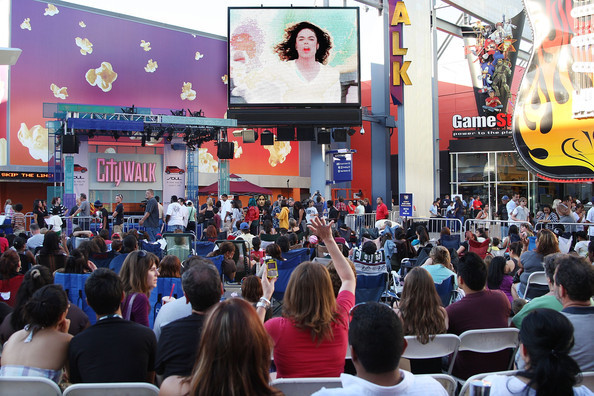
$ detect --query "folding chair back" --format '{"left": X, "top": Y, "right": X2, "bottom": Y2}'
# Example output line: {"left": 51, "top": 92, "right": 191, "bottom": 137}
{"left": 63, "top": 382, "right": 159, "bottom": 396}
{"left": 0, "top": 376, "right": 61, "bottom": 396}
{"left": 402, "top": 334, "right": 460, "bottom": 360}
{"left": 434, "top": 275, "right": 455, "bottom": 307}
{"left": 468, "top": 238, "right": 491, "bottom": 259}
{"left": 271, "top": 249, "right": 309, "bottom": 302}
{"left": 524, "top": 271, "right": 549, "bottom": 300}
{"left": 215, "top": 239, "right": 250, "bottom": 279}
{"left": 163, "top": 233, "right": 194, "bottom": 262}
{"left": 270, "top": 378, "right": 342, "bottom": 396}
{"left": 440, "top": 234, "right": 461, "bottom": 251}
{"left": 148, "top": 277, "right": 183, "bottom": 328}
{"left": 458, "top": 328, "right": 519, "bottom": 354}
{"left": 351, "top": 248, "right": 388, "bottom": 304}
{"left": 54, "top": 272, "right": 96, "bottom": 324}
{"left": 527, "top": 236, "right": 537, "bottom": 251}
{"left": 458, "top": 370, "right": 517, "bottom": 396}
{"left": 193, "top": 241, "right": 215, "bottom": 257}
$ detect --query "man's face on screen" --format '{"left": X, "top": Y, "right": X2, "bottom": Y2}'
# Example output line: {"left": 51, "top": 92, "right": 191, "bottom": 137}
{"left": 296, "top": 28, "right": 318, "bottom": 60}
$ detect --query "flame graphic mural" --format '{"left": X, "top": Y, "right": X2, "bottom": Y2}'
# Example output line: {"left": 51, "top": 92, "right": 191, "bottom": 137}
{"left": 513, "top": 0, "right": 594, "bottom": 181}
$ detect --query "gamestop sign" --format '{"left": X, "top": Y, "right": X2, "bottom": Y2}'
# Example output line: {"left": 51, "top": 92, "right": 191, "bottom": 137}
{"left": 89, "top": 153, "right": 162, "bottom": 190}
{"left": 452, "top": 113, "right": 512, "bottom": 138}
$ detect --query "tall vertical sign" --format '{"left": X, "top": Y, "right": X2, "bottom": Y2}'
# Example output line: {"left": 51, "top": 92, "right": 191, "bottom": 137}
{"left": 163, "top": 142, "right": 186, "bottom": 206}
{"left": 389, "top": 0, "right": 412, "bottom": 105}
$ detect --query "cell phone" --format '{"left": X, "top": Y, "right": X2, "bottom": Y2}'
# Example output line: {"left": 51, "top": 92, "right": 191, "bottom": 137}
{"left": 265, "top": 257, "right": 278, "bottom": 279}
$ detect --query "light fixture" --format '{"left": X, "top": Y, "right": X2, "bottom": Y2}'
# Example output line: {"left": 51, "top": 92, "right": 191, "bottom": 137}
{"left": 113, "top": 130, "right": 120, "bottom": 141}
{"left": 88, "top": 129, "right": 95, "bottom": 139}
{"left": 360, "top": 126, "right": 366, "bottom": 135}
{"left": 141, "top": 134, "right": 146, "bottom": 147}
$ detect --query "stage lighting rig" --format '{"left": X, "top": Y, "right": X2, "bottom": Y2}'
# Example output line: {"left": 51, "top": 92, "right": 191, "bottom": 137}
{"left": 170, "top": 109, "right": 186, "bottom": 117}
{"left": 188, "top": 109, "right": 204, "bottom": 117}
{"left": 121, "top": 105, "right": 137, "bottom": 114}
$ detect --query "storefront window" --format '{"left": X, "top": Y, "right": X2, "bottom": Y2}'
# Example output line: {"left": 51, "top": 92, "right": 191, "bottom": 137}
{"left": 496, "top": 152, "right": 528, "bottom": 182}
{"left": 457, "top": 153, "right": 488, "bottom": 182}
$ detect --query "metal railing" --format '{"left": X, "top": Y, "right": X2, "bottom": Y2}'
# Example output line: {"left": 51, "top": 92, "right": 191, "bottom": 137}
{"left": 393, "top": 216, "right": 465, "bottom": 240}
{"left": 465, "top": 219, "right": 589, "bottom": 240}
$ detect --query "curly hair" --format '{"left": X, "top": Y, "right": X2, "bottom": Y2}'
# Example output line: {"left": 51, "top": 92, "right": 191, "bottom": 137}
{"left": 274, "top": 21, "right": 332, "bottom": 64}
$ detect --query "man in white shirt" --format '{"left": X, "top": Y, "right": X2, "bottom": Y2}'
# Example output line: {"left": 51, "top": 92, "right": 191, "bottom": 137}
{"left": 506, "top": 193, "right": 519, "bottom": 219}
{"left": 165, "top": 195, "right": 185, "bottom": 232}
{"left": 313, "top": 302, "right": 447, "bottom": 396}
{"left": 586, "top": 199, "right": 594, "bottom": 242}
{"left": 305, "top": 199, "right": 319, "bottom": 225}
{"left": 219, "top": 194, "right": 233, "bottom": 230}
{"left": 26, "top": 223, "right": 44, "bottom": 252}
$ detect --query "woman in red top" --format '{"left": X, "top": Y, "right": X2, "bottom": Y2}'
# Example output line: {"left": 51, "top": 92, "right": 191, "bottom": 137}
{"left": 346, "top": 200, "right": 356, "bottom": 214}
{"left": 258, "top": 217, "right": 356, "bottom": 378}
{"left": 0, "top": 250, "right": 24, "bottom": 307}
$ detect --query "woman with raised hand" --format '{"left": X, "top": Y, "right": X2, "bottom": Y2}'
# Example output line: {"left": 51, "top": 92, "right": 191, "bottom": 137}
{"left": 0, "top": 284, "right": 71, "bottom": 384}
{"left": 483, "top": 309, "right": 591, "bottom": 396}
{"left": 257, "top": 216, "right": 356, "bottom": 378}
{"left": 159, "top": 298, "right": 282, "bottom": 396}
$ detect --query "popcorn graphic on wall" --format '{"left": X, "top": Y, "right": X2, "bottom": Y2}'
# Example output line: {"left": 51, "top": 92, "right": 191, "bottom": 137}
{"left": 195, "top": 51, "right": 204, "bottom": 61}
{"left": 79, "top": 21, "right": 86, "bottom": 28}
{"left": 221, "top": 75, "right": 228, "bottom": 84}
{"left": 18, "top": 123, "right": 50, "bottom": 162}
{"left": 144, "top": 59, "right": 158, "bottom": 73}
{"left": 140, "top": 40, "right": 151, "bottom": 51}
{"left": 199, "top": 148, "right": 218, "bottom": 173}
{"left": 20, "top": 18, "right": 31, "bottom": 30}
{"left": 50, "top": 83, "right": 68, "bottom": 99}
{"left": 265, "top": 141, "right": 292, "bottom": 167}
{"left": 233, "top": 141, "right": 243, "bottom": 159}
{"left": 180, "top": 82, "right": 196, "bottom": 101}
{"left": 86, "top": 62, "right": 118, "bottom": 92}
{"left": 44, "top": 4, "right": 59, "bottom": 16}
{"left": 75, "top": 37, "right": 93, "bottom": 55}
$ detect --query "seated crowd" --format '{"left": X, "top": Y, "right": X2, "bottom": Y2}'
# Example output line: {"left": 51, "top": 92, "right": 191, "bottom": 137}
{"left": 0, "top": 196, "right": 592, "bottom": 396}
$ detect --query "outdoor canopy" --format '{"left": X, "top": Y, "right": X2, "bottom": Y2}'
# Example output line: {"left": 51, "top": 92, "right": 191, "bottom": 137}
{"left": 198, "top": 174, "right": 273, "bottom": 196}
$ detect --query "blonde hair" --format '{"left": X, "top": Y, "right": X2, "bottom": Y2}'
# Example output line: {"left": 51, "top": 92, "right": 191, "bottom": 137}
{"left": 429, "top": 246, "right": 453, "bottom": 271}
{"left": 283, "top": 262, "right": 338, "bottom": 342}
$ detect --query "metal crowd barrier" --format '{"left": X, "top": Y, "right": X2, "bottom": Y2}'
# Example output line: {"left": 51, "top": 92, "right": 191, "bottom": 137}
{"left": 392, "top": 216, "right": 464, "bottom": 240}
{"left": 345, "top": 213, "right": 378, "bottom": 236}
{"left": 465, "top": 219, "right": 588, "bottom": 241}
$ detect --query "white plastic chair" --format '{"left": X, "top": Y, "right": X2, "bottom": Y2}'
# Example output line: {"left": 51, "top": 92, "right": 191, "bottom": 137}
{"left": 458, "top": 328, "right": 520, "bottom": 371}
{"left": 523, "top": 271, "right": 548, "bottom": 300}
{"left": 582, "top": 371, "right": 594, "bottom": 392}
{"left": 63, "top": 382, "right": 159, "bottom": 396}
{"left": 459, "top": 370, "right": 517, "bottom": 396}
{"left": 270, "top": 377, "right": 342, "bottom": 396}
{"left": 401, "top": 334, "right": 461, "bottom": 375}
{"left": 417, "top": 373, "right": 457, "bottom": 396}
{"left": 0, "top": 376, "right": 61, "bottom": 396}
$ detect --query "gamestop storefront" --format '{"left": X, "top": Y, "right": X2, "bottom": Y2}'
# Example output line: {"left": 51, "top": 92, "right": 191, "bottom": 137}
{"left": 449, "top": 112, "right": 591, "bottom": 214}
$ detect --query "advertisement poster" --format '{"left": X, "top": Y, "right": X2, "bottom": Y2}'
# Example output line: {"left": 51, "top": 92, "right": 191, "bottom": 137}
{"left": 72, "top": 139, "right": 89, "bottom": 198}
{"left": 163, "top": 140, "right": 186, "bottom": 209}
{"left": 513, "top": 0, "right": 594, "bottom": 181}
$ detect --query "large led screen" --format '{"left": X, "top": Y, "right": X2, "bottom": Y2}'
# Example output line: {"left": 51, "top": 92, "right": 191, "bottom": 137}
{"left": 228, "top": 7, "right": 360, "bottom": 107}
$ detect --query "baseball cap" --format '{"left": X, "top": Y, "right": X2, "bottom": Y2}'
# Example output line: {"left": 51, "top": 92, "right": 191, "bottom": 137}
{"left": 502, "top": 195, "right": 509, "bottom": 200}
{"left": 240, "top": 222, "right": 250, "bottom": 230}
{"left": 94, "top": 200, "right": 103, "bottom": 207}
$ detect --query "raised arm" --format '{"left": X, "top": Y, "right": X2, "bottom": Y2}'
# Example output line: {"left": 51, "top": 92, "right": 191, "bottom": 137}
{"left": 309, "top": 217, "right": 356, "bottom": 294}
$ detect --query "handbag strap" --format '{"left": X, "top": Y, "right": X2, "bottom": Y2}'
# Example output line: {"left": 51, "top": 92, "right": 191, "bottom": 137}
{"left": 125, "top": 293, "right": 138, "bottom": 321}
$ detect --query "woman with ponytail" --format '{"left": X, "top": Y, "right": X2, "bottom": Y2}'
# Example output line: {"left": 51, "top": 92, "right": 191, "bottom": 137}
{"left": 483, "top": 308, "right": 592, "bottom": 396}
{"left": 0, "top": 265, "right": 89, "bottom": 343}
{"left": 0, "top": 284, "right": 71, "bottom": 384}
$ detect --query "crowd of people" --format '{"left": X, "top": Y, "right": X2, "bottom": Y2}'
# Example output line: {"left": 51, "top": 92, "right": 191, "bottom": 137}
{"left": 0, "top": 189, "right": 592, "bottom": 395}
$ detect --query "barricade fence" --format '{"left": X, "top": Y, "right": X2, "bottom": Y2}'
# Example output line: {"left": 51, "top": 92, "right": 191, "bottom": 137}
{"left": 465, "top": 219, "right": 588, "bottom": 241}
{"left": 393, "top": 216, "right": 464, "bottom": 241}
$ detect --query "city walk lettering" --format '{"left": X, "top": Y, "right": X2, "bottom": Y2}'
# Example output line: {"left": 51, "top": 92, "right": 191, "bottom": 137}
{"left": 391, "top": 1, "right": 411, "bottom": 86}
{"left": 96, "top": 158, "right": 157, "bottom": 186}
{"left": 452, "top": 113, "right": 512, "bottom": 129}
